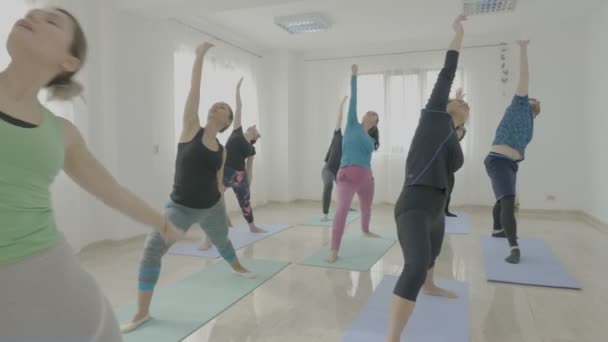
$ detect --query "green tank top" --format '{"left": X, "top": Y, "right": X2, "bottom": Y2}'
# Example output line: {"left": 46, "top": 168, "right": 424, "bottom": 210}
{"left": 0, "top": 107, "right": 64, "bottom": 264}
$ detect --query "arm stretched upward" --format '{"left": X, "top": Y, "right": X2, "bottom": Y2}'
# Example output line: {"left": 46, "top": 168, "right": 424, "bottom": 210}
{"left": 346, "top": 65, "right": 359, "bottom": 129}
{"left": 180, "top": 43, "right": 213, "bottom": 143}
{"left": 233, "top": 77, "right": 244, "bottom": 129}
{"left": 426, "top": 15, "right": 466, "bottom": 112}
{"left": 515, "top": 40, "right": 530, "bottom": 97}
{"left": 336, "top": 95, "right": 348, "bottom": 131}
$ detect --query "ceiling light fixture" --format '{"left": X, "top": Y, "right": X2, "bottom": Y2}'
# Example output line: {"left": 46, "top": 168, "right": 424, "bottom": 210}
{"left": 463, "top": 0, "right": 518, "bottom": 16}
{"left": 274, "top": 13, "right": 329, "bottom": 34}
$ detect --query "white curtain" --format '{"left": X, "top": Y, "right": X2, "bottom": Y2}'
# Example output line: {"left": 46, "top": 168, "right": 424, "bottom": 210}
{"left": 341, "top": 68, "right": 466, "bottom": 203}
{"left": 302, "top": 51, "right": 472, "bottom": 205}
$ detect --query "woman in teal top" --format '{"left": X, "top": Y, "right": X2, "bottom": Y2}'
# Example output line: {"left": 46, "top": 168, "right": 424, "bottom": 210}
{"left": 325, "top": 64, "right": 381, "bottom": 264}
{"left": 0, "top": 8, "right": 180, "bottom": 341}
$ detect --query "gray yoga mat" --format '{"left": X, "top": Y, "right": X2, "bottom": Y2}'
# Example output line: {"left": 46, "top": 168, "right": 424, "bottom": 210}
{"left": 168, "top": 224, "right": 291, "bottom": 258}
{"left": 445, "top": 212, "right": 470, "bottom": 235}
{"left": 343, "top": 276, "right": 469, "bottom": 342}
{"left": 481, "top": 236, "right": 581, "bottom": 289}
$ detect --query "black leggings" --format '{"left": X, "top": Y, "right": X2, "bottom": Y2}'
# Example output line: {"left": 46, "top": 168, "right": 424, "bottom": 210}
{"left": 321, "top": 166, "right": 336, "bottom": 215}
{"left": 394, "top": 185, "right": 446, "bottom": 302}
{"left": 493, "top": 196, "right": 518, "bottom": 247}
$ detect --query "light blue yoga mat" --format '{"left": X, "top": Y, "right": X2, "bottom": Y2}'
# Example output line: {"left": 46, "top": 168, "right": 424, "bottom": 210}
{"left": 445, "top": 212, "right": 470, "bottom": 235}
{"left": 481, "top": 236, "right": 581, "bottom": 289}
{"left": 302, "top": 210, "right": 360, "bottom": 227}
{"left": 297, "top": 233, "right": 396, "bottom": 271}
{"left": 168, "top": 224, "right": 291, "bottom": 258}
{"left": 115, "top": 259, "right": 289, "bottom": 342}
{"left": 343, "top": 276, "right": 469, "bottom": 342}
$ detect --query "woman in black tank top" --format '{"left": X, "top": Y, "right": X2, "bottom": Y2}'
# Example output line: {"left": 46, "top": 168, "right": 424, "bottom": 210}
{"left": 123, "top": 42, "right": 255, "bottom": 333}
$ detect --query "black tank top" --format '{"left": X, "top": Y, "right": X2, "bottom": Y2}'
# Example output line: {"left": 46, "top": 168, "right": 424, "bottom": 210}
{"left": 170, "top": 128, "right": 223, "bottom": 209}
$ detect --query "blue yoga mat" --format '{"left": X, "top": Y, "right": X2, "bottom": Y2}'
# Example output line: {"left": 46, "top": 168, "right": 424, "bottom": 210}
{"left": 168, "top": 224, "right": 291, "bottom": 258}
{"left": 302, "top": 210, "right": 360, "bottom": 227}
{"left": 343, "top": 276, "right": 469, "bottom": 342}
{"left": 445, "top": 212, "right": 470, "bottom": 235}
{"left": 481, "top": 236, "right": 581, "bottom": 289}
{"left": 115, "top": 259, "right": 289, "bottom": 342}
{"left": 297, "top": 233, "right": 397, "bottom": 271}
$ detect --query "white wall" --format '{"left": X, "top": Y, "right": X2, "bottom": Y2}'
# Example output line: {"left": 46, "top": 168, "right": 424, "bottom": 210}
{"left": 297, "top": 24, "right": 587, "bottom": 211}
{"left": 29, "top": 0, "right": 271, "bottom": 251}
{"left": 583, "top": 1, "right": 608, "bottom": 222}
{"left": 22, "top": 0, "right": 600, "bottom": 252}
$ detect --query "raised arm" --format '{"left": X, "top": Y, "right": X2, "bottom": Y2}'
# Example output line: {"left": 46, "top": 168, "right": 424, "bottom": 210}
{"left": 61, "top": 119, "right": 181, "bottom": 242}
{"left": 180, "top": 42, "right": 213, "bottom": 142}
{"left": 336, "top": 95, "right": 348, "bottom": 130}
{"left": 426, "top": 15, "right": 466, "bottom": 111}
{"left": 515, "top": 40, "right": 530, "bottom": 96}
{"left": 233, "top": 77, "right": 244, "bottom": 129}
{"left": 346, "top": 65, "right": 359, "bottom": 128}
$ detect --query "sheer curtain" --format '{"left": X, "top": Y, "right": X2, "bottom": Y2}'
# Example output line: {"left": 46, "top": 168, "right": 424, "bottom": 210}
{"left": 351, "top": 69, "right": 465, "bottom": 202}
{"left": 173, "top": 44, "right": 268, "bottom": 209}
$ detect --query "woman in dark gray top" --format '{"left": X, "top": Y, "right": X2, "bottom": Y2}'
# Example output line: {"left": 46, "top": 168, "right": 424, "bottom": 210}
{"left": 321, "top": 96, "right": 348, "bottom": 221}
{"left": 387, "top": 15, "right": 470, "bottom": 342}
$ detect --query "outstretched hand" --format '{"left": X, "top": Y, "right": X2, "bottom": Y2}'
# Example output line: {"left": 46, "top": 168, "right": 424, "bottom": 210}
{"left": 455, "top": 88, "right": 465, "bottom": 100}
{"left": 196, "top": 42, "right": 214, "bottom": 56}
{"left": 237, "top": 77, "right": 244, "bottom": 90}
{"left": 453, "top": 15, "right": 467, "bottom": 35}
{"left": 351, "top": 64, "right": 358, "bottom": 75}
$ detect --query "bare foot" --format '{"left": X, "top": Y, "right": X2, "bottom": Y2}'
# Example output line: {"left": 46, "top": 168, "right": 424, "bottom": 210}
{"left": 423, "top": 285, "right": 458, "bottom": 298}
{"left": 364, "top": 232, "right": 381, "bottom": 238}
{"left": 198, "top": 240, "right": 212, "bottom": 251}
{"left": 121, "top": 312, "right": 151, "bottom": 333}
{"left": 320, "top": 216, "right": 331, "bottom": 222}
{"left": 249, "top": 225, "right": 267, "bottom": 233}
{"left": 325, "top": 250, "right": 338, "bottom": 263}
{"left": 231, "top": 264, "right": 256, "bottom": 278}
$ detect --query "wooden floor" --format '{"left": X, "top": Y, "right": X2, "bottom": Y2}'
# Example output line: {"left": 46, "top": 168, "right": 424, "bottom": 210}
{"left": 78, "top": 201, "right": 608, "bottom": 342}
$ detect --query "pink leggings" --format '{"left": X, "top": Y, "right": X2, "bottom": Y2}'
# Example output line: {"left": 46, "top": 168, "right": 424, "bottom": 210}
{"left": 331, "top": 165, "right": 375, "bottom": 251}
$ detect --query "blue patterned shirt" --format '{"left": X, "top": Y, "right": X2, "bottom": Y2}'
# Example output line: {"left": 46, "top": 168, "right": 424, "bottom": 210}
{"left": 492, "top": 95, "right": 534, "bottom": 159}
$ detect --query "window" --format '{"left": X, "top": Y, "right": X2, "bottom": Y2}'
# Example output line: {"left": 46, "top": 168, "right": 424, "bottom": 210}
{"left": 351, "top": 69, "right": 464, "bottom": 155}
{"left": 173, "top": 48, "right": 260, "bottom": 145}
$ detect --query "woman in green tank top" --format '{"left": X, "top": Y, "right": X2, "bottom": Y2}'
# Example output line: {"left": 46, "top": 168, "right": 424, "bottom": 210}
{"left": 0, "top": 8, "right": 181, "bottom": 341}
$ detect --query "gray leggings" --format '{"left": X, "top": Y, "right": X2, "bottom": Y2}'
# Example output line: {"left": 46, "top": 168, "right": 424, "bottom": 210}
{"left": 0, "top": 235, "right": 123, "bottom": 342}
{"left": 321, "top": 165, "right": 336, "bottom": 215}
{"left": 138, "top": 199, "right": 236, "bottom": 291}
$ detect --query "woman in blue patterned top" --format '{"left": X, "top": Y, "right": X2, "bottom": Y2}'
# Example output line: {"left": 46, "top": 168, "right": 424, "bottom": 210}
{"left": 484, "top": 40, "right": 541, "bottom": 264}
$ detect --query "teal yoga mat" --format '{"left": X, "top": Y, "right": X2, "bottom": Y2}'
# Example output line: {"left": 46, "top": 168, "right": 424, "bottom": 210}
{"left": 297, "top": 233, "right": 396, "bottom": 271}
{"left": 302, "top": 210, "right": 360, "bottom": 227}
{"left": 115, "top": 259, "right": 289, "bottom": 341}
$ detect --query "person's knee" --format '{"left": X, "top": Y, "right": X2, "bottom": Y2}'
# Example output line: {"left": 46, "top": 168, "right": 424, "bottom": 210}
{"left": 394, "top": 261, "right": 428, "bottom": 301}
{"left": 500, "top": 196, "right": 516, "bottom": 209}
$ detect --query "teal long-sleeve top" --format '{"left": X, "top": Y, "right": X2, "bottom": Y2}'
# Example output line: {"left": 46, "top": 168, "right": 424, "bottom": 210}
{"left": 340, "top": 75, "right": 375, "bottom": 170}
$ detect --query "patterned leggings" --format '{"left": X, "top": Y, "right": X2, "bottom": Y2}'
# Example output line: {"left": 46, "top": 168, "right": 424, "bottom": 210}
{"left": 223, "top": 167, "right": 254, "bottom": 224}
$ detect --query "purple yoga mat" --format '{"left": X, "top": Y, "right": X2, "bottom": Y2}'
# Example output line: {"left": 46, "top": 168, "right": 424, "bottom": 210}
{"left": 343, "top": 276, "right": 469, "bottom": 342}
{"left": 481, "top": 236, "right": 581, "bottom": 289}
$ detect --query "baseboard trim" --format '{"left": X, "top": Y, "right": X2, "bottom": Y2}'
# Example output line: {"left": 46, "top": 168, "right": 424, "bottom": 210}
{"left": 578, "top": 211, "right": 608, "bottom": 233}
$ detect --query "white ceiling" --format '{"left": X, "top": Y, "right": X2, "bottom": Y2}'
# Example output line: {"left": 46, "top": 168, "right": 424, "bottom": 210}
{"left": 120, "top": 0, "right": 602, "bottom": 52}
